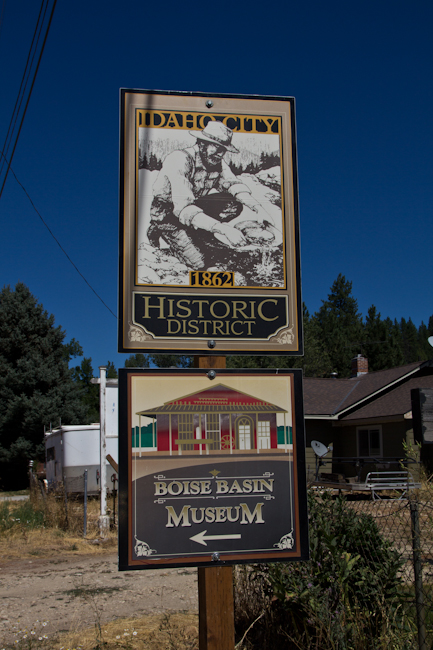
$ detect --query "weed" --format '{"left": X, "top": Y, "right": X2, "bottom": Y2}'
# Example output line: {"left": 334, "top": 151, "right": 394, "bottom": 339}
{"left": 65, "top": 586, "right": 122, "bottom": 597}
{"left": 0, "top": 500, "right": 45, "bottom": 532}
{"left": 2, "top": 619, "right": 54, "bottom": 649}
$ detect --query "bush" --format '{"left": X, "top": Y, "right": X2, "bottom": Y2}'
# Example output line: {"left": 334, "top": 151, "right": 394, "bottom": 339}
{"left": 235, "top": 490, "right": 414, "bottom": 649}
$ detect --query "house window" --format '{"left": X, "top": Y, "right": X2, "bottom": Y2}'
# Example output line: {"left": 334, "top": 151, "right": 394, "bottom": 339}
{"left": 257, "top": 421, "right": 271, "bottom": 449}
{"left": 357, "top": 427, "right": 382, "bottom": 457}
{"left": 178, "top": 414, "right": 194, "bottom": 451}
{"left": 47, "top": 447, "right": 55, "bottom": 461}
{"left": 205, "top": 413, "right": 221, "bottom": 450}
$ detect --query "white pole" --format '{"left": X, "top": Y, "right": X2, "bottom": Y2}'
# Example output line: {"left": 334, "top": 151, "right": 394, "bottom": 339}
{"left": 99, "top": 366, "right": 110, "bottom": 537}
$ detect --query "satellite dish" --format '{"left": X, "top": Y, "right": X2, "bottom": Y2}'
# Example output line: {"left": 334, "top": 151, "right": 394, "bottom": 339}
{"left": 311, "top": 440, "right": 329, "bottom": 458}
{"left": 428, "top": 336, "right": 433, "bottom": 348}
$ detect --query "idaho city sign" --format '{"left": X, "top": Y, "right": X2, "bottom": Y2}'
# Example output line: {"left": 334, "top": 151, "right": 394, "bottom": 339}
{"left": 119, "top": 89, "right": 302, "bottom": 355}
{"left": 118, "top": 368, "right": 308, "bottom": 570}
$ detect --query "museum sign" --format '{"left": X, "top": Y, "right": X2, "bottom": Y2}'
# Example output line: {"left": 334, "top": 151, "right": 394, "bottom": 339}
{"left": 118, "top": 368, "right": 309, "bottom": 570}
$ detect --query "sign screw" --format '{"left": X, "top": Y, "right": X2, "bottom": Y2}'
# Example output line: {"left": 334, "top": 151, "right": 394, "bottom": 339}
{"left": 211, "top": 552, "right": 220, "bottom": 562}
{"left": 207, "top": 370, "right": 216, "bottom": 380}
{"left": 205, "top": 100, "right": 214, "bottom": 108}
{"left": 208, "top": 340, "right": 216, "bottom": 349}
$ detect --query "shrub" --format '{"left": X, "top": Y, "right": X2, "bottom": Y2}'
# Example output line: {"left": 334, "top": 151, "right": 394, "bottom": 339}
{"left": 235, "top": 490, "right": 414, "bottom": 649}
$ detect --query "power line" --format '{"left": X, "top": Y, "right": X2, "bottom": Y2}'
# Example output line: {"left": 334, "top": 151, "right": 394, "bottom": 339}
{"left": 0, "top": 0, "right": 49, "bottom": 179}
{"left": 0, "top": 0, "right": 57, "bottom": 199}
{"left": 0, "top": 152, "right": 118, "bottom": 320}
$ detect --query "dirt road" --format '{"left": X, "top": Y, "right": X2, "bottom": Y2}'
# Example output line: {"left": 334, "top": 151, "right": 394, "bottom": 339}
{"left": 0, "top": 553, "right": 198, "bottom": 645}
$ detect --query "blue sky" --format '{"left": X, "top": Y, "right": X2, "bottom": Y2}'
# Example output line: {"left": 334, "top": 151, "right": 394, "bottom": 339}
{"left": 0, "top": 0, "right": 432, "bottom": 371}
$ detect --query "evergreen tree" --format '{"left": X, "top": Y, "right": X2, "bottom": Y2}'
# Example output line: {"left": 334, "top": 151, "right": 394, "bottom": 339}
{"left": 124, "top": 354, "right": 192, "bottom": 368}
{"left": 417, "top": 320, "right": 433, "bottom": 361}
{"left": 71, "top": 357, "right": 99, "bottom": 422}
{"left": 400, "top": 317, "right": 419, "bottom": 363}
{"left": 71, "top": 360, "right": 118, "bottom": 424}
{"left": 125, "top": 353, "right": 150, "bottom": 368}
{"left": 0, "top": 283, "right": 87, "bottom": 488}
{"left": 227, "top": 306, "right": 332, "bottom": 377}
{"left": 314, "top": 274, "right": 363, "bottom": 377}
{"left": 363, "top": 306, "right": 404, "bottom": 371}
{"left": 107, "top": 361, "right": 118, "bottom": 378}
{"left": 150, "top": 354, "right": 193, "bottom": 368}
{"left": 301, "top": 309, "right": 333, "bottom": 377}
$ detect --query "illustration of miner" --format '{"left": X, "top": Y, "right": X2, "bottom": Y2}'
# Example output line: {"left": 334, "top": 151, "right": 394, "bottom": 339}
{"left": 147, "top": 121, "right": 280, "bottom": 273}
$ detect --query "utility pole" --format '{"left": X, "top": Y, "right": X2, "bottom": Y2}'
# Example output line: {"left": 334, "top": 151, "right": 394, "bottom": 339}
{"left": 98, "top": 366, "right": 110, "bottom": 536}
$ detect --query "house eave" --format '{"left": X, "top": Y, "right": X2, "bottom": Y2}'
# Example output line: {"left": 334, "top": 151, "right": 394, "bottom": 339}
{"left": 304, "top": 414, "right": 339, "bottom": 420}
{"left": 333, "top": 363, "right": 426, "bottom": 418}
{"left": 331, "top": 414, "right": 407, "bottom": 427}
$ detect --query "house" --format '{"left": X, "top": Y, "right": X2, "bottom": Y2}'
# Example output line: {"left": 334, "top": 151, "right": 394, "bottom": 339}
{"left": 303, "top": 356, "right": 433, "bottom": 481}
{"left": 134, "top": 383, "right": 292, "bottom": 455}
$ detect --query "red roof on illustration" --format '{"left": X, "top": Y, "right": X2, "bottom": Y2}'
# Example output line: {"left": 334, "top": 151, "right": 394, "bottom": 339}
{"left": 136, "top": 383, "right": 287, "bottom": 415}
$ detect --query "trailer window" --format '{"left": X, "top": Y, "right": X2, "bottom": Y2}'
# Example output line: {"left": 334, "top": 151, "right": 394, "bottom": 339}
{"left": 47, "top": 447, "right": 56, "bottom": 461}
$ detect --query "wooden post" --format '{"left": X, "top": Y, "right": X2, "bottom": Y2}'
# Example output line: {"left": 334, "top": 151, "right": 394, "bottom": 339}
{"left": 195, "top": 355, "right": 235, "bottom": 650}
{"left": 198, "top": 564, "right": 235, "bottom": 650}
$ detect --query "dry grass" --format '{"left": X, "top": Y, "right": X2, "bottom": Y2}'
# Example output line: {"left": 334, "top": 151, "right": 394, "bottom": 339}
{"left": 0, "top": 491, "right": 117, "bottom": 561}
{"left": 60, "top": 612, "right": 199, "bottom": 650}
{"left": 4, "top": 612, "right": 199, "bottom": 649}
{"left": 0, "top": 525, "right": 117, "bottom": 560}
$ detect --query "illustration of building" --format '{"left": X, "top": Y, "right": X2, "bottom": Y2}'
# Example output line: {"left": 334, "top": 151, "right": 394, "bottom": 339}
{"left": 134, "top": 383, "right": 291, "bottom": 455}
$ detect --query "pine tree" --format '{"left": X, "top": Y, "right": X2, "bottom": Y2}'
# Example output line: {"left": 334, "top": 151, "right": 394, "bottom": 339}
{"left": 400, "top": 317, "right": 419, "bottom": 363}
{"left": 363, "top": 306, "right": 404, "bottom": 371}
{"left": 416, "top": 321, "right": 433, "bottom": 362}
{"left": 124, "top": 354, "right": 192, "bottom": 369}
{"left": 227, "top": 306, "right": 332, "bottom": 377}
{"left": 0, "top": 283, "right": 87, "bottom": 488}
{"left": 125, "top": 353, "right": 150, "bottom": 368}
{"left": 150, "top": 354, "right": 193, "bottom": 368}
{"left": 71, "top": 357, "right": 100, "bottom": 422}
{"left": 314, "top": 274, "right": 363, "bottom": 377}
{"left": 107, "top": 361, "right": 118, "bottom": 378}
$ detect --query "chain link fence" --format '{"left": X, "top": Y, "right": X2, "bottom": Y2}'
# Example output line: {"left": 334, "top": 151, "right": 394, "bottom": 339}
{"left": 234, "top": 479, "right": 433, "bottom": 649}
{"left": 349, "top": 490, "right": 433, "bottom": 649}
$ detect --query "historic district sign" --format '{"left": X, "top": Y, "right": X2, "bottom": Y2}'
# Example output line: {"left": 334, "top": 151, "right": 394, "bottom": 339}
{"left": 119, "top": 90, "right": 302, "bottom": 355}
{"left": 118, "top": 368, "right": 309, "bottom": 570}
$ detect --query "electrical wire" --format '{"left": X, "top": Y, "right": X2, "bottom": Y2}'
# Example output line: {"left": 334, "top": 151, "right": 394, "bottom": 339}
{"left": 0, "top": 0, "right": 49, "bottom": 178}
{"left": 0, "top": 151, "right": 118, "bottom": 320}
{"left": 0, "top": 0, "right": 57, "bottom": 200}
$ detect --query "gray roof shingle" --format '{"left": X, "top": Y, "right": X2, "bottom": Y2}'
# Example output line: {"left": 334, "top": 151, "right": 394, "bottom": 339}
{"left": 303, "top": 361, "right": 431, "bottom": 417}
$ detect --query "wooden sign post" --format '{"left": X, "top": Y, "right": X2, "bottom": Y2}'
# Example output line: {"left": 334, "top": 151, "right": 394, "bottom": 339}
{"left": 118, "top": 366, "right": 309, "bottom": 649}
{"left": 118, "top": 90, "right": 306, "bottom": 650}
{"left": 195, "top": 355, "right": 235, "bottom": 650}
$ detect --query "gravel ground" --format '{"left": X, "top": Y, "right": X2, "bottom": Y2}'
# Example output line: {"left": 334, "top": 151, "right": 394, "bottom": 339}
{"left": 0, "top": 552, "right": 198, "bottom": 645}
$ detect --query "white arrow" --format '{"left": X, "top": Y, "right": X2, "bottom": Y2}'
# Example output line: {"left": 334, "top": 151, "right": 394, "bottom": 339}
{"left": 190, "top": 530, "right": 242, "bottom": 547}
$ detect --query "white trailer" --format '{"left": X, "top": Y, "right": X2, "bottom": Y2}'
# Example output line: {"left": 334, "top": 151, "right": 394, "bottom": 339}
{"left": 45, "top": 424, "right": 118, "bottom": 494}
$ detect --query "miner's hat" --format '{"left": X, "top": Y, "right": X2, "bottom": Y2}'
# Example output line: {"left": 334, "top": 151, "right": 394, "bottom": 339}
{"left": 189, "top": 121, "right": 239, "bottom": 153}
